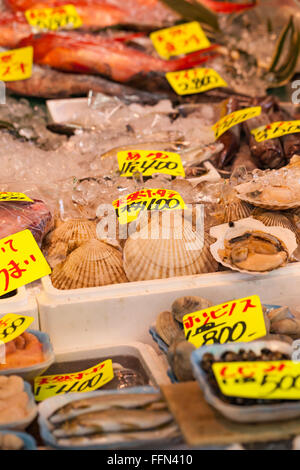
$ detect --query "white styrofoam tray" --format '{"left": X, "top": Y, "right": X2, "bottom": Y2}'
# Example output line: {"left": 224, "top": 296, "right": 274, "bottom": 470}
{"left": 37, "top": 262, "right": 300, "bottom": 352}
{"left": 0, "top": 287, "right": 39, "bottom": 330}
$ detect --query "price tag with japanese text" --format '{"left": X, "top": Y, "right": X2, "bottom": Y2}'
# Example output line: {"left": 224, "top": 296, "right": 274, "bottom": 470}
{"left": 0, "top": 47, "right": 33, "bottom": 82}
{"left": 117, "top": 149, "right": 185, "bottom": 178}
{"left": 183, "top": 295, "right": 266, "bottom": 348}
{"left": 166, "top": 67, "right": 227, "bottom": 96}
{"left": 112, "top": 188, "right": 186, "bottom": 225}
{"left": 251, "top": 120, "right": 300, "bottom": 142}
{"left": 0, "top": 229, "right": 51, "bottom": 296}
{"left": 34, "top": 359, "right": 114, "bottom": 401}
{"left": 150, "top": 21, "right": 211, "bottom": 60}
{"left": 212, "top": 106, "right": 261, "bottom": 140}
{"left": 0, "top": 192, "right": 33, "bottom": 203}
{"left": 0, "top": 313, "right": 34, "bottom": 344}
{"left": 212, "top": 360, "right": 300, "bottom": 400}
{"left": 25, "top": 4, "right": 82, "bottom": 31}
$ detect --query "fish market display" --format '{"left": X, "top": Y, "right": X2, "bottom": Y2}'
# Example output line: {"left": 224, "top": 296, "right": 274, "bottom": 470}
{"left": 0, "top": 375, "right": 29, "bottom": 424}
{"left": 0, "top": 332, "right": 45, "bottom": 370}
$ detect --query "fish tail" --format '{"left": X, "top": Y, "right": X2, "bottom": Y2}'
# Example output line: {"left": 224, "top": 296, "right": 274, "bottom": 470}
{"left": 168, "top": 45, "right": 220, "bottom": 72}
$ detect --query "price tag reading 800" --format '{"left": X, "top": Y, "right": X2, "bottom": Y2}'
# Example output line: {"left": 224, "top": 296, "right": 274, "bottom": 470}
{"left": 0, "top": 313, "right": 34, "bottom": 343}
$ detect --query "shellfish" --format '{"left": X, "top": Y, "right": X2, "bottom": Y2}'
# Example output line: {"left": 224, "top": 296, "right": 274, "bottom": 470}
{"left": 167, "top": 338, "right": 195, "bottom": 382}
{"left": 51, "top": 239, "right": 127, "bottom": 289}
{"left": 155, "top": 310, "right": 182, "bottom": 346}
{"left": 171, "top": 296, "right": 213, "bottom": 324}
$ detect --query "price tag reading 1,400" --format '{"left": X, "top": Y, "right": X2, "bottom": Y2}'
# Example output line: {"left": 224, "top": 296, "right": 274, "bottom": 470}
{"left": 0, "top": 47, "right": 33, "bottom": 82}
{"left": 150, "top": 21, "right": 211, "bottom": 60}
{"left": 0, "top": 229, "right": 51, "bottom": 296}
{"left": 25, "top": 5, "right": 82, "bottom": 31}
{"left": 117, "top": 150, "right": 185, "bottom": 178}
{"left": 166, "top": 67, "right": 227, "bottom": 96}
{"left": 34, "top": 359, "right": 114, "bottom": 401}
{"left": 212, "top": 361, "right": 300, "bottom": 400}
{"left": 183, "top": 295, "right": 267, "bottom": 348}
{"left": 0, "top": 313, "right": 34, "bottom": 344}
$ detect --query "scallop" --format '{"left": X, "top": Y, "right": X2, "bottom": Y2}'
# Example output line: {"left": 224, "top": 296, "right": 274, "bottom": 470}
{"left": 252, "top": 210, "right": 300, "bottom": 241}
{"left": 123, "top": 213, "right": 218, "bottom": 281}
{"left": 222, "top": 199, "right": 253, "bottom": 224}
{"left": 171, "top": 296, "right": 213, "bottom": 324}
{"left": 51, "top": 239, "right": 128, "bottom": 289}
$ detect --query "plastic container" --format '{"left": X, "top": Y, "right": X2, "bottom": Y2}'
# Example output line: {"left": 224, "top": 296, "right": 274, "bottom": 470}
{"left": 38, "top": 386, "right": 179, "bottom": 450}
{"left": 0, "top": 381, "right": 38, "bottom": 431}
{"left": 0, "top": 287, "right": 39, "bottom": 330}
{"left": 37, "top": 262, "right": 300, "bottom": 352}
{"left": 0, "top": 330, "right": 54, "bottom": 381}
{"left": 0, "top": 430, "right": 37, "bottom": 450}
{"left": 46, "top": 98, "right": 89, "bottom": 124}
{"left": 190, "top": 339, "right": 300, "bottom": 423}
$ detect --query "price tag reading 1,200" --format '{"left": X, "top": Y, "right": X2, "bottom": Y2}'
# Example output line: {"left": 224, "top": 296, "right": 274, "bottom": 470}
{"left": 0, "top": 313, "right": 34, "bottom": 344}
{"left": 25, "top": 5, "right": 82, "bottom": 31}
{"left": 183, "top": 295, "right": 267, "bottom": 348}
{"left": 117, "top": 150, "right": 185, "bottom": 178}
{"left": 113, "top": 188, "right": 186, "bottom": 225}
{"left": 212, "top": 361, "right": 300, "bottom": 400}
{"left": 166, "top": 68, "right": 227, "bottom": 96}
{"left": 0, "top": 229, "right": 51, "bottom": 296}
{"left": 34, "top": 359, "right": 114, "bottom": 401}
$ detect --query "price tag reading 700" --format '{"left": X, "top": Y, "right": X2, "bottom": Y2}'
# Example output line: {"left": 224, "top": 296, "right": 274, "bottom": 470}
{"left": 0, "top": 313, "right": 34, "bottom": 343}
{"left": 183, "top": 295, "right": 267, "bottom": 348}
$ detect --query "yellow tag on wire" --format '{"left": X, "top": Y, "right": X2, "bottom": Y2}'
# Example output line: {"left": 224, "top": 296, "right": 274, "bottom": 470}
{"left": 212, "top": 360, "right": 300, "bottom": 400}
{"left": 150, "top": 21, "right": 211, "bottom": 60}
{"left": 0, "top": 229, "right": 51, "bottom": 296}
{"left": 25, "top": 4, "right": 82, "bottom": 31}
{"left": 251, "top": 120, "right": 300, "bottom": 142}
{"left": 34, "top": 359, "right": 114, "bottom": 401}
{"left": 0, "top": 192, "right": 33, "bottom": 202}
{"left": 166, "top": 67, "right": 227, "bottom": 96}
{"left": 113, "top": 188, "right": 186, "bottom": 225}
{"left": 0, "top": 313, "right": 34, "bottom": 344}
{"left": 117, "top": 149, "right": 185, "bottom": 177}
{"left": 183, "top": 295, "right": 267, "bottom": 348}
{"left": 0, "top": 47, "right": 33, "bottom": 81}
{"left": 212, "top": 106, "right": 262, "bottom": 140}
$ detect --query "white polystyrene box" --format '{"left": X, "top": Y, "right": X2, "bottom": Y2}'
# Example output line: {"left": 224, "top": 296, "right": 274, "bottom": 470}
{"left": 37, "top": 262, "right": 300, "bottom": 352}
{"left": 0, "top": 287, "right": 39, "bottom": 329}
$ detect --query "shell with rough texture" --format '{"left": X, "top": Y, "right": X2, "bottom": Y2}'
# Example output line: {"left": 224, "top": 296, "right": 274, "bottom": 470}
{"left": 51, "top": 239, "right": 127, "bottom": 289}
{"left": 252, "top": 210, "right": 300, "bottom": 243}
{"left": 155, "top": 310, "right": 182, "bottom": 346}
{"left": 123, "top": 213, "right": 218, "bottom": 282}
{"left": 171, "top": 296, "right": 213, "bottom": 324}
{"left": 167, "top": 340, "right": 195, "bottom": 382}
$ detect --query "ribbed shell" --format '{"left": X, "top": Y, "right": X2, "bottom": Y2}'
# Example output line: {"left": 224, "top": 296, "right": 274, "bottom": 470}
{"left": 252, "top": 210, "right": 300, "bottom": 244}
{"left": 50, "top": 218, "right": 97, "bottom": 246}
{"left": 222, "top": 199, "right": 253, "bottom": 223}
{"left": 51, "top": 239, "right": 127, "bottom": 289}
{"left": 123, "top": 215, "right": 218, "bottom": 281}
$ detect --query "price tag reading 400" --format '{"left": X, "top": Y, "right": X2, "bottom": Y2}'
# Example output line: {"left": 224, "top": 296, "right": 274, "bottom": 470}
{"left": 166, "top": 67, "right": 227, "bottom": 96}
{"left": 34, "top": 359, "right": 114, "bottom": 402}
{"left": 0, "top": 229, "right": 51, "bottom": 296}
{"left": 212, "top": 360, "right": 300, "bottom": 400}
{"left": 183, "top": 295, "right": 267, "bottom": 348}
{"left": 0, "top": 313, "right": 34, "bottom": 344}
{"left": 117, "top": 150, "right": 185, "bottom": 178}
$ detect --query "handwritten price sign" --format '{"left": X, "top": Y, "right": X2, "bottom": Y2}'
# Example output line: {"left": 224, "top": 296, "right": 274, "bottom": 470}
{"left": 183, "top": 295, "right": 267, "bottom": 348}
{"left": 251, "top": 120, "right": 300, "bottom": 142}
{"left": 0, "top": 192, "right": 33, "bottom": 203}
{"left": 212, "top": 360, "right": 300, "bottom": 400}
{"left": 0, "top": 47, "right": 33, "bottom": 82}
{"left": 34, "top": 359, "right": 114, "bottom": 401}
{"left": 0, "top": 229, "right": 51, "bottom": 296}
{"left": 212, "top": 106, "right": 261, "bottom": 140}
{"left": 112, "top": 188, "right": 186, "bottom": 225}
{"left": 166, "top": 67, "right": 227, "bottom": 96}
{"left": 0, "top": 313, "right": 34, "bottom": 344}
{"left": 117, "top": 150, "right": 185, "bottom": 178}
{"left": 150, "top": 21, "right": 211, "bottom": 60}
{"left": 25, "top": 5, "right": 82, "bottom": 31}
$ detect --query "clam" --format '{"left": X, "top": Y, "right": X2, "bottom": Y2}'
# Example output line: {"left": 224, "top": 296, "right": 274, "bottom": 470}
{"left": 167, "top": 339, "right": 195, "bottom": 382}
{"left": 123, "top": 213, "right": 218, "bottom": 281}
{"left": 267, "top": 306, "right": 293, "bottom": 323}
{"left": 271, "top": 317, "right": 300, "bottom": 337}
{"left": 155, "top": 311, "right": 182, "bottom": 346}
{"left": 51, "top": 239, "right": 127, "bottom": 289}
{"left": 171, "top": 296, "right": 213, "bottom": 324}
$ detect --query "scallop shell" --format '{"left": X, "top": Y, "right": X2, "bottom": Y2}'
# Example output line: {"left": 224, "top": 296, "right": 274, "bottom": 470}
{"left": 123, "top": 213, "right": 218, "bottom": 281}
{"left": 171, "top": 296, "right": 213, "bottom": 324}
{"left": 236, "top": 182, "right": 300, "bottom": 210}
{"left": 220, "top": 199, "right": 253, "bottom": 224}
{"left": 49, "top": 218, "right": 97, "bottom": 246}
{"left": 51, "top": 239, "right": 127, "bottom": 289}
{"left": 155, "top": 311, "right": 182, "bottom": 346}
{"left": 209, "top": 218, "right": 298, "bottom": 275}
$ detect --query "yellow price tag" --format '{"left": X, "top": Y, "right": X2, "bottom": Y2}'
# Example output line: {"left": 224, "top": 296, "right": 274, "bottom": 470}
{"left": 117, "top": 149, "right": 185, "bottom": 178}
{"left": 212, "top": 360, "right": 300, "bottom": 400}
{"left": 183, "top": 295, "right": 267, "bottom": 348}
{"left": 166, "top": 67, "right": 227, "bottom": 96}
{"left": 212, "top": 106, "right": 261, "bottom": 140}
{"left": 0, "top": 313, "right": 34, "bottom": 344}
{"left": 0, "top": 229, "right": 51, "bottom": 296}
{"left": 0, "top": 47, "right": 33, "bottom": 82}
{"left": 34, "top": 359, "right": 114, "bottom": 401}
{"left": 25, "top": 4, "right": 82, "bottom": 31}
{"left": 150, "top": 21, "right": 211, "bottom": 60}
{"left": 251, "top": 120, "right": 300, "bottom": 142}
{"left": 112, "top": 188, "right": 186, "bottom": 225}
{"left": 0, "top": 192, "right": 33, "bottom": 203}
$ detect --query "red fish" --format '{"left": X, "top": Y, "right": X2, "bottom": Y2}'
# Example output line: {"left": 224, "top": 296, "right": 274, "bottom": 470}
{"left": 0, "top": 11, "right": 32, "bottom": 48}
{"left": 20, "top": 31, "right": 219, "bottom": 83}
{"left": 194, "top": 0, "right": 257, "bottom": 13}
